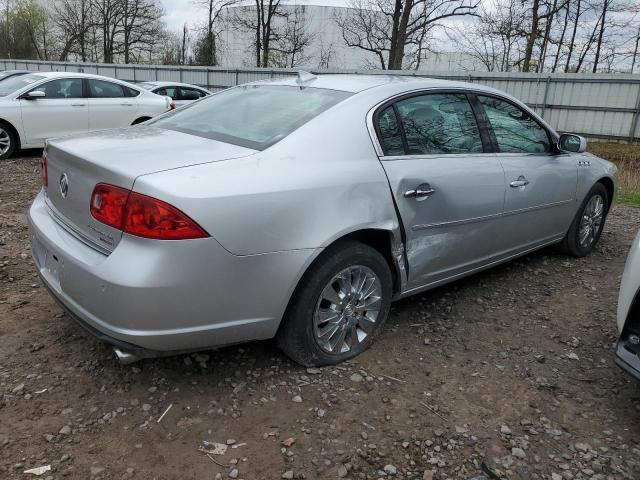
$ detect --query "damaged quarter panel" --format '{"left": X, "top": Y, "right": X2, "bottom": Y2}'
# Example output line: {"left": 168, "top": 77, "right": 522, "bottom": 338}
{"left": 132, "top": 95, "right": 401, "bottom": 257}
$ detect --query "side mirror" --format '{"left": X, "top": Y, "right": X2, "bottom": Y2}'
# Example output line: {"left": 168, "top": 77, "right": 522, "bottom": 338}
{"left": 558, "top": 133, "right": 587, "bottom": 153}
{"left": 23, "top": 90, "right": 45, "bottom": 100}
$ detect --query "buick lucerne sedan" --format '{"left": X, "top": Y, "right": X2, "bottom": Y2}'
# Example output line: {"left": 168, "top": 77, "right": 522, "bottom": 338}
{"left": 0, "top": 72, "right": 173, "bottom": 159}
{"left": 29, "top": 74, "right": 617, "bottom": 366}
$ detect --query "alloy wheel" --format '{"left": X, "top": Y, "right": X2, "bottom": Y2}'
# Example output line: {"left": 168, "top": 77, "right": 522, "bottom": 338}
{"left": 313, "top": 265, "right": 382, "bottom": 354}
{"left": 578, "top": 194, "right": 604, "bottom": 248}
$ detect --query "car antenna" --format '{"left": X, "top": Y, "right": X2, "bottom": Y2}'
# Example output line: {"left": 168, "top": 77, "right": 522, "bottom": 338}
{"left": 296, "top": 70, "right": 317, "bottom": 87}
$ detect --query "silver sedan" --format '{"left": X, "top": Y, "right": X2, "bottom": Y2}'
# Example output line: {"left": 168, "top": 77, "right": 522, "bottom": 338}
{"left": 29, "top": 74, "right": 617, "bottom": 366}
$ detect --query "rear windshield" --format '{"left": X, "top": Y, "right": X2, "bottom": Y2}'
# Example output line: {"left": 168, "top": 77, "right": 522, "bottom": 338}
{"left": 151, "top": 84, "right": 352, "bottom": 150}
{"left": 0, "top": 73, "right": 44, "bottom": 96}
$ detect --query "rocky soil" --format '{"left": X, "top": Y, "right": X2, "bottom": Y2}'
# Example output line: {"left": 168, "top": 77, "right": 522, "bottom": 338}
{"left": 1, "top": 154, "right": 639, "bottom": 480}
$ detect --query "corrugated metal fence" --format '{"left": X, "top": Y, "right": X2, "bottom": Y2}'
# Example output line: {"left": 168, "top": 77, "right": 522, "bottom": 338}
{"left": 1, "top": 58, "right": 640, "bottom": 142}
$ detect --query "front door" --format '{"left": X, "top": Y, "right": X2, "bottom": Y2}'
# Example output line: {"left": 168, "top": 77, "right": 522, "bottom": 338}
{"left": 476, "top": 95, "right": 578, "bottom": 251}
{"left": 375, "top": 92, "right": 506, "bottom": 289}
{"left": 19, "top": 78, "right": 88, "bottom": 145}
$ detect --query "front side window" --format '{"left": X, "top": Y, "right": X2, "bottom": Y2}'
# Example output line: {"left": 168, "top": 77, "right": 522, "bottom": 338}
{"left": 89, "top": 79, "right": 125, "bottom": 98}
{"left": 151, "top": 85, "right": 351, "bottom": 150}
{"left": 30, "top": 78, "right": 83, "bottom": 99}
{"left": 478, "top": 95, "right": 551, "bottom": 154}
{"left": 376, "top": 93, "right": 483, "bottom": 156}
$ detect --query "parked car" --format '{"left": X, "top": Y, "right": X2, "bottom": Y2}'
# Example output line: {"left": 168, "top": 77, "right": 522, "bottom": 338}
{"left": 0, "top": 72, "right": 173, "bottom": 159}
{"left": 138, "top": 81, "right": 211, "bottom": 106}
{"left": 29, "top": 74, "right": 617, "bottom": 366}
{"left": 0, "top": 69, "right": 31, "bottom": 82}
{"left": 616, "top": 230, "right": 640, "bottom": 380}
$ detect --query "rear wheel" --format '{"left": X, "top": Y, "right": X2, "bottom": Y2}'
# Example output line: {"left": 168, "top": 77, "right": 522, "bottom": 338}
{"left": 560, "top": 183, "right": 608, "bottom": 257}
{"left": 0, "top": 122, "right": 16, "bottom": 160}
{"left": 277, "top": 240, "right": 392, "bottom": 366}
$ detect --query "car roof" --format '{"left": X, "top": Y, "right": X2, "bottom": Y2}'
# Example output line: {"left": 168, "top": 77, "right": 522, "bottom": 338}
{"left": 256, "top": 73, "right": 505, "bottom": 97}
{"left": 16, "top": 71, "right": 140, "bottom": 83}
{"left": 142, "top": 81, "right": 208, "bottom": 89}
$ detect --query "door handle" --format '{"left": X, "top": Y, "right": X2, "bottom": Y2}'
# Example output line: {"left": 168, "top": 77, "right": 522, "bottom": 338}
{"left": 510, "top": 176, "right": 530, "bottom": 188}
{"left": 71, "top": 103, "right": 86, "bottom": 107}
{"left": 404, "top": 184, "right": 436, "bottom": 199}
{"left": 120, "top": 103, "right": 134, "bottom": 106}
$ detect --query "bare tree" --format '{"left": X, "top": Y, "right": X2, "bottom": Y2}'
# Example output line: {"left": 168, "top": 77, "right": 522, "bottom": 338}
{"left": 229, "top": 0, "right": 288, "bottom": 67}
{"left": 121, "top": 0, "right": 163, "bottom": 63}
{"left": 269, "top": 6, "right": 315, "bottom": 67}
{"left": 193, "top": 0, "right": 236, "bottom": 65}
{"left": 336, "top": 0, "right": 479, "bottom": 70}
{"left": 54, "top": 0, "right": 95, "bottom": 61}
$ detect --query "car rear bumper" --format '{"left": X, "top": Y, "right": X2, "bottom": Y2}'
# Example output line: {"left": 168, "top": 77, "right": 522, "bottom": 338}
{"left": 29, "top": 190, "right": 317, "bottom": 352}
{"left": 615, "top": 336, "right": 640, "bottom": 381}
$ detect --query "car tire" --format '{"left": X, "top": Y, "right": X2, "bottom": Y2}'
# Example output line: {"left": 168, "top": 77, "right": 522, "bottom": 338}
{"left": 277, "top": 240, "right": 393, "bottom": 367}
{"left": 0, "top": 122, "right": 17, "bottom": 160}
{"left": 559, "top": 183, "right": 609, "bottom": 257}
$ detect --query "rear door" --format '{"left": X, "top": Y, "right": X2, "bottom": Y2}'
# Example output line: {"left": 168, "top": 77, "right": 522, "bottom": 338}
{"left": 19, "top": 77, "right": 88, "bottom": 144}
{"left": 87, "top": 78, "right": 139, "bottom": 129}
{"left": 476, "top": 94, "right": 577, "bottom": 251}
{"left": 374, "top": 91, "right": 506, "bottom": 289}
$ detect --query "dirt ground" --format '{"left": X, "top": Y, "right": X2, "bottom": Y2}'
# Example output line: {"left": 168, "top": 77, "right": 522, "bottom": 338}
{"left": 1, "top": 153, "right": 639, "bottom": 480}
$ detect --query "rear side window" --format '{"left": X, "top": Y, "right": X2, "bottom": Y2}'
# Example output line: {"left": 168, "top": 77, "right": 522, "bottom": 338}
{"left": 180, "top": 87, "right": 206, "bottom": 100}
{"left": 89, "top": 79, "right": 125, "bottom": 98}
{"left": 375, "top": 93, "right": 483, "bottom": 156}
{"left": 123, "top": 85, "right": 140, "bottom": 97}
{"left": 152, "top": 85, "right": 352, "bottom": 150}
{"left": 377, "top": 107, "right": 405, "bottom": 156}
{"left": 477, "top": 95, "right": 551, "bottom": 153}
{"left": 155, "top": 86, "right": 178, "bottom": 98}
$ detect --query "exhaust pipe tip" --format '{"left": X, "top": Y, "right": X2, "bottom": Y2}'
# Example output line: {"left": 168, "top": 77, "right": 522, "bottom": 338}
{"left": 114, "top": 347, "right": 140, "bottom": 365}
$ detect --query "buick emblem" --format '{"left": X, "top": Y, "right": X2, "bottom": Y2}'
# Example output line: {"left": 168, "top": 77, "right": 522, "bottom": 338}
{"left": 59, "top": 173, "right": 69, "bottom": 198}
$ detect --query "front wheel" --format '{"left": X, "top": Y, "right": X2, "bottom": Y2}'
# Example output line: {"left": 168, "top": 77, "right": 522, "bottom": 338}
{"left": 560, "top": 183, "right": 609, "bottom": 257}
{"left": 277, "top": 240, "right": 393, "bottom": 367}
{"left": 0, "top": 123, "right": 16, "bottom": 160}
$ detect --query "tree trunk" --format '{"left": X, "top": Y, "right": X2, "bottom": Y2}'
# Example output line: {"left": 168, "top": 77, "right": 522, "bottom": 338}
{"left": 523, "top": 0, "right": 540, "bottom": 72}
{"left": 592, "top": 0, "right": 607, "bottom": 73}
{"left": 537, "top": 0, "right": 557, "bottom": 72}
{"left": 552, "top": 2, "right": 570, "bottom": 72}
{"left": 632, "top": 29, "right": 640, "bottom": 73}
{"left": 565, "top": 0, "right": 580, "bottom": 72}
{"left": 387, "top": 0, "right": 403, "bottom": 69}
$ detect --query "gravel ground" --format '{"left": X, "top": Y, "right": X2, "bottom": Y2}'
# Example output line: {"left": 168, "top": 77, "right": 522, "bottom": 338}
{"left": 1, "top": 154, "right": 639, "bottom": 480}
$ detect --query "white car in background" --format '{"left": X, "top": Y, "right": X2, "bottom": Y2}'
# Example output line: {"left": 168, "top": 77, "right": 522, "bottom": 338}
{"left": 138, "top": 81, "right": 211, "bottom": 107}
{"left": 0, "top": 72, "right": 173, "bottom": 159}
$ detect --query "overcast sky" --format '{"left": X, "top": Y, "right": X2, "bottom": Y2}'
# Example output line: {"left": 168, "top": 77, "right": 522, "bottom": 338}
{"left": 161, "top": 0, "right": 200, "bottom": 32}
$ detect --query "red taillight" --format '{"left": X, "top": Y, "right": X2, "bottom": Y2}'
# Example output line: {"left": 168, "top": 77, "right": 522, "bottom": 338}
{"left": 40, "top": 154, "right": 48, "bottom": 187}
{"left": 90, "top": 183, "right": 208, "bottom": 240}
{"left": 169, "top": 102, "right": 176, "bottom": 110}
{"left": 90, "top": 183, "right": 130, "bottom": 229}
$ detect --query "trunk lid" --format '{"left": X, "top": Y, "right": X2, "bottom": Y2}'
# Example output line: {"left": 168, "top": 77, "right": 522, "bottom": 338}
{"left": 44, "top": 126, "right": 256, "bottom": 252}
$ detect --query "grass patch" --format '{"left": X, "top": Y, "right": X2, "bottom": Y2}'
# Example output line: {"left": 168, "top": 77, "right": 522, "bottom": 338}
{"left": 589, "top": 142, "right": 640, "bottom": 207}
